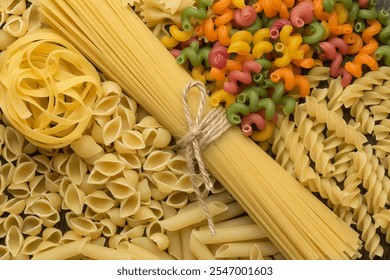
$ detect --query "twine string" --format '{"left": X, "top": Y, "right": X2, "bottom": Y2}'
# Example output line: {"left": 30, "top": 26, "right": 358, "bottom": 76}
{"left": 175, "top": 81, "right": 232, "bottom": 236}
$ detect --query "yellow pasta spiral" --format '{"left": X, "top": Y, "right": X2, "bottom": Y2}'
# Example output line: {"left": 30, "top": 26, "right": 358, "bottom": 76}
{"left": 0, "top": 29, "right": 102, "bottom": 149}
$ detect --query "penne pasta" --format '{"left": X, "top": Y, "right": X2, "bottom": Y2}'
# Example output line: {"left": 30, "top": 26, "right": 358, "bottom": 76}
{"left": 189, "top": 229, "right": 215, "bottom": 260}
{"left": 32, "top": 237, "right": 90, "bottom": 260}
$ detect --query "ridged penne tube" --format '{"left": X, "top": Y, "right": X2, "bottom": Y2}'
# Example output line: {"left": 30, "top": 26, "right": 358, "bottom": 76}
{"left": 42, "top": 228, "right": 62, "bottom": 244}
{"left": 106, "top": 177, "right": 135, "bottom": 200}
{"left": 119, "top": 192, "right": 141, "bottom": 218}
{"left": 21, "top": 215, "right": 43, "bottom": 236}
{"left": 4, "top": 15, "right": 28, "bottom": 37}
{"left": 181, "top": 226, "right": 195, "bottom": 260}
{"left": 65, "top": 153, "right": 88, "bottom": 185}
{"left": 7, "top": 182, "right": 30, "bottom": 199}
{"left": 179, "top": 191, "right": 235, "bottom": 213}
{"left": 143, "top": 150, "right": 172, "bottom": 171}
{"left": 215, "top": 241, "right": 278, "bottom": 258}
{"left": 6, "top": 225, "right": 24, "bottom": 257}
{"left": 250, "top": 243, "right": 265, "bottom": 260}
{"left": 64, "top": 183, "right": 86, "bottom": 215}
{"left": 121, "top": 225, "right": 146, "bottom": 239}
{"left": 84, "top": 190, "right": 115, "bottom": 214}
{"left": 121, "top": 130, "right": 145, "bottom": 151}
{"left": 4, "top": 0, "right": 26, "bottom": 15}
{"left": 2, "top": 198, "right": 25, "bottom": 215}
{"left": 193, "top": 224, "right": 268, "bottom": 244}
{"left": 82, "top": 243, "right": 137, "bottom": 260}
{"left": 21, "top": 236, "right": 43, "bottom": 256}
{"left": 32, "top": 237, "right": 90, "bottom": 260}
{"left": 165, "top": 191, "right": 189, "bottom": 208}
{"left": 70, "top": 135, "right": 103, "bottom": 159}
{"left": 93, "top": 94, "right": 121, "bottom": 116}
{"left": 190, "top": 229, "right": 215, "bottom": 260}
{"left": 160, "top": 201, "right": 228, "bottom": 231}
{"left": 131, "top": 237, "right": 174, "bottom": 260}
{"left": 93, "top": 153, "right": 125, "bottom": 177}
{"left": 117, "top": 153, "right": 142, "bottom": 169}
{"left": 67, "top": 215, "right": 100, "bottom": 238}
{"left": 0, "top": 245, "right": 10, "bottom": 260}
{"left": 150, "top": 232, "right": 169, "bottom": 251}
{"left": 34, "top": 241, "right": 59, "bottom": 256}
{"left": 160, "top": 201, "right": 182, "bottom": 259}
{"left": 117, "top": 242, "right": 165, "bottom": 260}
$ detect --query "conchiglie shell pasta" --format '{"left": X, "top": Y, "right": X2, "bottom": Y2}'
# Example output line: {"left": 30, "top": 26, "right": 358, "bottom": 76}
{"left": 106, "top": 177, "right": 135, "bottom": 200}
{"left": 131, "top": 206, "right": 157, "bottom": 223}
{"left": 87, "top": 168, "right": 110, "bottom": 185}
{"left": 2, "top": 197, "right": 25, "bottom": 215}
{"left": 70, "top": 135, "right": 103, "bottom": 159}
{"left": 7, "top": 182, "right": 30, "bottom": 199}
{"left": 120, "top": 192, "right": 141, "bottom": 218}
{"left": 114, "top": 105, "right": 136, "bottom": 130}
{"left": 21, "top": 215, "right": 43, "bottom": 236}
{"left": 0, "top": 11, "right": 8, "bottom": 26}
{"left": 24, "top": 198, "right": 57, "bottom": 219}
{"left": 150, "top": 232, "right": 169, "bottom": 251}
{"left": 93, "top": 153, "right": 125, "bottom": 177}
{"left": 64, "top": 184, "right": 86, "bottom": 215}
{"left": 136, "top": 179, "right": 152, "bottom": 205}
{"left": 152, "top": 171, "right": 177, "bottom": 193}
{"left": 0, "top": 29, "right": 16, "bottom": 51}
{"left": 148, "top": 200, "right": 164, "bottom": 219}
{"left": 65, "top": 153, "right": 88, "bottom": 185}
{"left": 121, "top": 224, "right": 146, "bottom": 239}
{"left": 2, "top": 214, "right": 23, "bottom": 232}
{"left": 44, "top": 193, "right": 62, "bottom": 211}
{"left": 0, "top": 193, "right": 7, "bottom": 215}
{"left": 60, "top": 230, "right": 83, "bottom": 244}
{"left": 98, "top": 219, "right": 117, "bottom": 237}
{"left": 165, "top": 191, "right": 189, "bottom": 208}
{"left": 117, "top": 153, "right": 142, "bottom": 169}
{"left": 32, "top": 155, "right": 51, "bottom": 174}
{"left": 67, "top": 214, "right": 100, "bottom": 237}
{"left": 142, "top": 127, "right": 157, "bottom": 147}
{"left": 108, "top": 234, "right": 128, "bottom": 249}
{"left": 93, "top": 95, "right": 121, "bottom": 116}
{"left": 4, "top": 126, "right": 24, "bottom": 158}
{"left": 0, "top": 245, "right": 10, "bottom": 260}
{"left": 101, "top": 80, "right": 122, "bottom": 97}
{"left": 145, "top": 220, "right": 164, "bottom": 237}
{"left": 42, "top": 228, "right": 62, "bottom": 244}
{"left": 143, "top": 150, "right": 172, "bottom": 171}
{"left": 21, "top": 236, "right": 43, "bottom": 256}
{"left": 51, "top": 154, "right": 69, "bottom": 176}
{"left": 102, "top": 116, "right": 122, "bottom": 145}
{"left": 6, "top": 225, "right": 24, "bottom": 257}
{"left": 153, "top": 128, "right": 172, "bottom": 148}
{"left": 85, "top": 190, "right": 115, "bottom": 213}
{"left": 119, "top": 95, "right": 137, "bottom": 112}
{"left": 121, "top": 130, "right": 145, "bottom": 150}
{"left": 43, "top": 172, "right": 60, "bottom": 193}
{"left": 134, "top": 116, "right": 162, "bottom": 130}
{"left": 12, "top": 161, "right": 37, "bottom": 184}
{"left": 4, "top": 15, "right": 28, "bottom": 37}
{"left": 106, "top": 208, "right": 126, "bottom": 227}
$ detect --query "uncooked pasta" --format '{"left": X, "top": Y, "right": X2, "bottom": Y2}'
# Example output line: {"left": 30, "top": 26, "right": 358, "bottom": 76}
{"left": 37, "top": 0, "right": 361, "bottom": 259}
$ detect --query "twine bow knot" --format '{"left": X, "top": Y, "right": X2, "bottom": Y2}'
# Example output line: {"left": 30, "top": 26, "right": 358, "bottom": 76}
{"left": 175, "top": 81, "right": 231, "bottom": 235}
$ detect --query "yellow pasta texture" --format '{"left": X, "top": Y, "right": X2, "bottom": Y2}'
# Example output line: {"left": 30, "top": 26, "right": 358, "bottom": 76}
{"left": 0, "top": 29, "right": 102, "bottom": 149}
{"left": 269, "top": 71, "right": 390, "bottom": 259}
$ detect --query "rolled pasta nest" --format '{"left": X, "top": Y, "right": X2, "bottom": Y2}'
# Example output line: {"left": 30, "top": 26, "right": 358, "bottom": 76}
{"left": 0, "top": 0, "right": 389, "bottom": 261}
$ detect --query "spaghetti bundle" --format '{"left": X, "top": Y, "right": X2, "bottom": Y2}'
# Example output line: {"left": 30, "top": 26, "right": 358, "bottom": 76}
{"left": 37, "top": 0, "right": 361, "bottom": 259}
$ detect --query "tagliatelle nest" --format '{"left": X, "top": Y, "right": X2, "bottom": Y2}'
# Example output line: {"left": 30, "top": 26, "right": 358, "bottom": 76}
{"left": 0, "top": 29, "right": 102, "bottom": 149}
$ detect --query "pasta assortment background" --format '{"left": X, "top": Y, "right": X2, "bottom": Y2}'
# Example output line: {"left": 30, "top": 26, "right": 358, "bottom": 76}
{"left": 0, "top": 0, "right": 389, "bottom": 260}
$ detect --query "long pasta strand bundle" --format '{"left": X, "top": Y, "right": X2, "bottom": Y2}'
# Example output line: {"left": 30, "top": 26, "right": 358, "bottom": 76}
{"left": 37, "top": 0, "right": 362, "bottom": 260}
